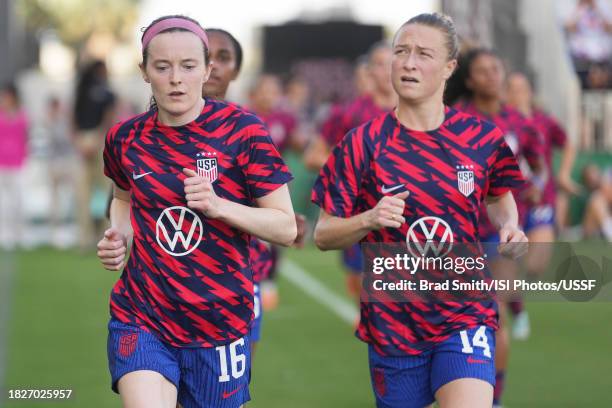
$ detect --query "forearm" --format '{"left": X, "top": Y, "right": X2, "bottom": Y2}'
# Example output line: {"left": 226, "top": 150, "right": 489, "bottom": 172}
{"left": 217, "top": 199, "right": 296, "bottom": 246}
{"left": 558, "top": 143, "right": 576, "bottom": 181}
{"left": 314, "top": 210, "right": 372, "bottom": 250}
{"left": 486, "top": 192, "right": 519, "bottom": 231}
{"left": 109, "top": 197, "right": 133, "bottom": 241}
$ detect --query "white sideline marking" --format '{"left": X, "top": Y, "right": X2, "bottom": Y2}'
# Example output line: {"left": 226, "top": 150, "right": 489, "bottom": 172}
{"left": 280, "top": 259, "right": 358, "bottom": 325}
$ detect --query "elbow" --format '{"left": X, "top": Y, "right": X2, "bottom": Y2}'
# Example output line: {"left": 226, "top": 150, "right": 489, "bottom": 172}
{"left": 313, "top": 224, "right": 331, "bottom": 251}
{"left": 277, "top": 217, "right": 298, "bottom": 247}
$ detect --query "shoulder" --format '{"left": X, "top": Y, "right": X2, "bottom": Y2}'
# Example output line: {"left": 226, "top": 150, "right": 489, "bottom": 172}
{"left": 445, "top": 107, "right": 504, "bottom": 143}
{"left": 206, "top": 98, "right": 266, "bottom": 129}
{"left": 106, "top": 110, "right": 153, "bottom": 141}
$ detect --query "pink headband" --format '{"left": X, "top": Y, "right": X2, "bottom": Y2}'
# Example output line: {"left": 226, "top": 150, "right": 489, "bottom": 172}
{"left": 142, "top": 17, "right": 209, "bottom": 50}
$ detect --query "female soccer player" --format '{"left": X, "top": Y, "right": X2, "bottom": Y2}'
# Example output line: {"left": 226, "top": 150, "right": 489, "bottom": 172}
{"left": 96, "top": 15, "right": 296, "bottom": 408}
{"left": 312, "top": 13, "right": 527, "bottom": 408}
{"left": 455, "top": 49, "right": 547, "bottom": 406}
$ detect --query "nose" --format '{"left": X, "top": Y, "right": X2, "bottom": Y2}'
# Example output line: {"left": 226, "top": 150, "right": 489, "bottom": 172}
{"left": 403, "top": 51, "right": 417, "bottom": 71}
{"left": 170, "top": 67, "right": 182, "bottom": 85}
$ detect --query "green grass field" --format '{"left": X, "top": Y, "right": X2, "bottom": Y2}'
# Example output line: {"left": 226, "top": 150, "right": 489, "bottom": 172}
{"left": 3, "top": 246, "right": 611, "bottom": 407}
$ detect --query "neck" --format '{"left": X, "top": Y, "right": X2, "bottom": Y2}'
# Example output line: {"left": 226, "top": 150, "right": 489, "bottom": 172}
{"left": 396, "top": 97, "right": 446, "bottom": 132}
{"left": 472, "top": 95, "right": 501, "bottom": 116}
{"left": 516, "top": 103, "right": 533, "bottom": 117}
{"left": 158, "top": 98, "right": 205, "bottom": 127}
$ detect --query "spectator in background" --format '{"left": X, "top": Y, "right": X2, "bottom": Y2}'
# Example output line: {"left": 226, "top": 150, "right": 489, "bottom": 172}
{"left": 581, "top": 164, "right": 612, "bottom": 240}
{"left": 45, "top": 96, "right": 77, "bottom": 245}
{"left": 72, "top": 60, "right": 116, "bottom": 251}
{"left": 564, "top": 0, "right": 612, "bottom": 88}
{"left": 0, "top": 82, "right": 29, "bottom": 250}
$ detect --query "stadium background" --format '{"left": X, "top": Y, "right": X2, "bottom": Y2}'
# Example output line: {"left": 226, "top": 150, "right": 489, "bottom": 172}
{"left": 1, "top": 0, "right": 611, "bottom": 406}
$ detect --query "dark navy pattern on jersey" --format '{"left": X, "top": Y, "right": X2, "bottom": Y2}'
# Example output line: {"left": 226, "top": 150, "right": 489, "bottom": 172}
{"left": 312, "top": 107, "right": 524, "bottom": 356}
{"left": 103, "top": 98, "right": 293, "bottom": 348}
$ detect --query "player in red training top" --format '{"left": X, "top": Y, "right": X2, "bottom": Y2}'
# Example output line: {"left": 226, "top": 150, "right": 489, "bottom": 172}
{"left": 306, "top": 42, "right": 396, "bottom": 303}
{"left": 312, "top": 13, "right": 527, "bottom": 408}
{"left": 506, "top": 71, "right": 578, "bottom": 273}
{"left": 96, "top": 15, "right": 297, "bottom": 408}
{"left": 453, "top": 48, "right": 547, "bottom": 407}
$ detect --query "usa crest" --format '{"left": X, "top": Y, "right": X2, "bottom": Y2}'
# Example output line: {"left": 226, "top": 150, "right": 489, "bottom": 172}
{"left": 457, "top": 164, "right": 474, "bottom": 197}
{"left": 119, "top": 332, "right": 138, "bottom": 357}
{"left": 196, "top": 152, "right": 218, "bottom": 182}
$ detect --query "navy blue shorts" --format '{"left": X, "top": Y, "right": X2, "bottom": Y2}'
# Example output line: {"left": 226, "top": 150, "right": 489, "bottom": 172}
{"left": 342, "top": 243, "right": 364, "bottom": 274}
{"left": 524, "top": 204, "right": 555, "bottom": 234}
{"left": 108, "top": 319, "right": 251, "bottom": 408}
{"left": 368, "top": 325, "right": 495, "bottom": 408}
{"left": 249, "top": 283, "right": 263, "bottom": 342}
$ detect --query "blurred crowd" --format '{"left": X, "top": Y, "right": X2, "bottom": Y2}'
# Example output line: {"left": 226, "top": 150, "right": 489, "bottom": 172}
{"left": 0, "top": 0, "right": 611, "bottom": 251}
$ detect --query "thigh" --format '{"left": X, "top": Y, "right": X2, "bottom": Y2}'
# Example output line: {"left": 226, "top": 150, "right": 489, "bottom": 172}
{"left": 367, "top": 344, "right": 434, "bottom": 408}
{"left": 431, "top": 326, "right": 495, "bottom": 407}
{"left": 178, "top": 336, "right": 251, "bottom": 408}
{"left": 118, "top": 370, "right": 178, "bottom": 408}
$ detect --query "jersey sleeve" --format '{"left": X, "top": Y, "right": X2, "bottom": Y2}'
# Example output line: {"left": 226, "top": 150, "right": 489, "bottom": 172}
{"left": 238, "top": 115, "right": 293, "bottom": 199}
{"left": 486, "top": 126, "right": 525, "bottom": 198}
{"left": 311, "top": 126, "right": 370, "bottom": 217}
{"left": 546, "top": 114, "right": 567, "bottom": 148}
{"left": 103, "top": 123, "right": 131, "bottom": 190}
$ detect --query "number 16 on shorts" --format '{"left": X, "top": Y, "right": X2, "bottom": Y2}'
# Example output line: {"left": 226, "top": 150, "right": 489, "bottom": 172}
{"left": 216, "top": 337, "right": 248, "bottom": 382}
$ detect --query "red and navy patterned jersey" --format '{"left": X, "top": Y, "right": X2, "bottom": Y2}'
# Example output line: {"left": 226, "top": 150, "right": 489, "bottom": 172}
{"left": 103, "top": 98, "right": 293, "bottom": 348}
{"left": 454, "top": 101, "right": 543, "bottom": 236}
{"left": 320, "top": 95, "right": 387, "bottom": 147}
{"left": 311, "top": 107, "right": 524, "bottom": 356}
{"left": 249, "top": 238, "right": 273, "bottom": 283}
{"left": 530, "top": 108, "right": 567, "bottom": 206}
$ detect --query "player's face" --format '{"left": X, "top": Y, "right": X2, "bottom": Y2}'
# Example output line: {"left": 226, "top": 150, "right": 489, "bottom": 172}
{"left": 506, "top": 73, "right": 532, "bottom": 109}
{"left": 369, "top": 47, "right": 393, "bottom": 95}
{"left": 203, "top": 31, "right": 238, "bottom": 99}
{"left": 467, "top": 53, "right": 505, "bottom": 100}
{"left": 141, "top": 31, "right": 211, "bottom": 120}
{"left": 355, "top": 62, "right": 374, "bottom": 96}
{"left": 391, "top": 24, "right": 457, "bottom": 104}
{"left": 250, "top": 76, "right": 282, "bottom": 112}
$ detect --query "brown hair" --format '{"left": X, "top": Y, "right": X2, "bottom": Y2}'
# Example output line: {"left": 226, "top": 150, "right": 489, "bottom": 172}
{"left": 394, "top": 13, "right": 460, "bottom": 61}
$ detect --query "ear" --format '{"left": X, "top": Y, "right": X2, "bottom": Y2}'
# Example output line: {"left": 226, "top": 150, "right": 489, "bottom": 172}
{"left": 202, "top": 61, "right": 213, "bottom": 83}
{"left": 442, "top": 59, "right": 458, "bottom": 81}
{"left": 139, "top": 63, "right": 150, "bottom": 83}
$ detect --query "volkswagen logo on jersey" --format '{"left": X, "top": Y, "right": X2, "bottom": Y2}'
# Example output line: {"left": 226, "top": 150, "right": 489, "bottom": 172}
{"left": 457, "top": 165, "right": 475, "bottom": 197}
{"left": 406, "top": 216, "right": 454, "bottom": 258}
{"left": 196, "top": 152, "right": 218, "bottom": 182}
{"left": 156, "top": 206, "right": 204, "bottom": 256}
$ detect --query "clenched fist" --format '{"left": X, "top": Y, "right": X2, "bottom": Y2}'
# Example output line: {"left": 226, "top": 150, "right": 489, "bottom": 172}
{"left": 183, "top": 168, "right": 227, "bottom": 218}
{"left": 366, "top": 190, "right": 410, "bottom": 230}
{"left": 97, "top": 228, "right": 128, "bottom": 271}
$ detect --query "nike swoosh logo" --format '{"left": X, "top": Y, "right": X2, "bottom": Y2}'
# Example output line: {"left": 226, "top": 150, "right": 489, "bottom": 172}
{"left": 132, "top": 171, "right": 152, "bottom": 180}
{"left": 467, "top": 356, "right": 488, "bottom": 364}
{"left": 381, "top": 185, "right": 404, "bottom": 194}
{"left": 222, "top": 385, "right": 243, "bottom": 399}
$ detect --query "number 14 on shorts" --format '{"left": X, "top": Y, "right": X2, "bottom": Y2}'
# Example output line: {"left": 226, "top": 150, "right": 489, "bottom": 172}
{"left": 215, "top": 338, "right": 247, "bottom": 382}
{"left": 459, "top": 326, "right": 492, "bottom": 358}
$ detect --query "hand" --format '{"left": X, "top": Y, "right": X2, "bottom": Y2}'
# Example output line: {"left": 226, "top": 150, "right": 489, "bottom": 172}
{"left": 497, "top": 225, "right": 528, "bottom": 259}
{"left": 97, "top": 227, "right": 128, "bottom": 271}
{"left": 293, "top": 214, "right": 308, "bottom": 248}
{"left": 365, "top": 191, "right": 409, "bottom": 230}
{"left": 183, "top": 168, "right": 226, "bottom": 218}
{"left": 557, "top": 176, "right": 582, "bottom": 196}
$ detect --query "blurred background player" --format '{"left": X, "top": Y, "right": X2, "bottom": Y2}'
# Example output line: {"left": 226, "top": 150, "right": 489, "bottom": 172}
{"left": 453, "top": 48, "right": 547, "bottom": 407}
{"left": 505, "top": 71, "right": 579, "bottom": 280}
{"left": 0, "top": 82, "right": 29, "bottom": 250}
{"left": 304, "top": 43, "right": 395, "bottom": 304}
{"left": 581, "top": 163, "right": 612, "bottom": 240}
{"left": 313, "top": 13, "right": 527, "bottom": 408}
{"left": 72, "top": 60, "right": 116, "bottom": 251}
{"left": 248, "top": 73, "right": 306, "bottom": 310}
{"left": 45, "top": 96, "right": 77, "bottom": 246}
